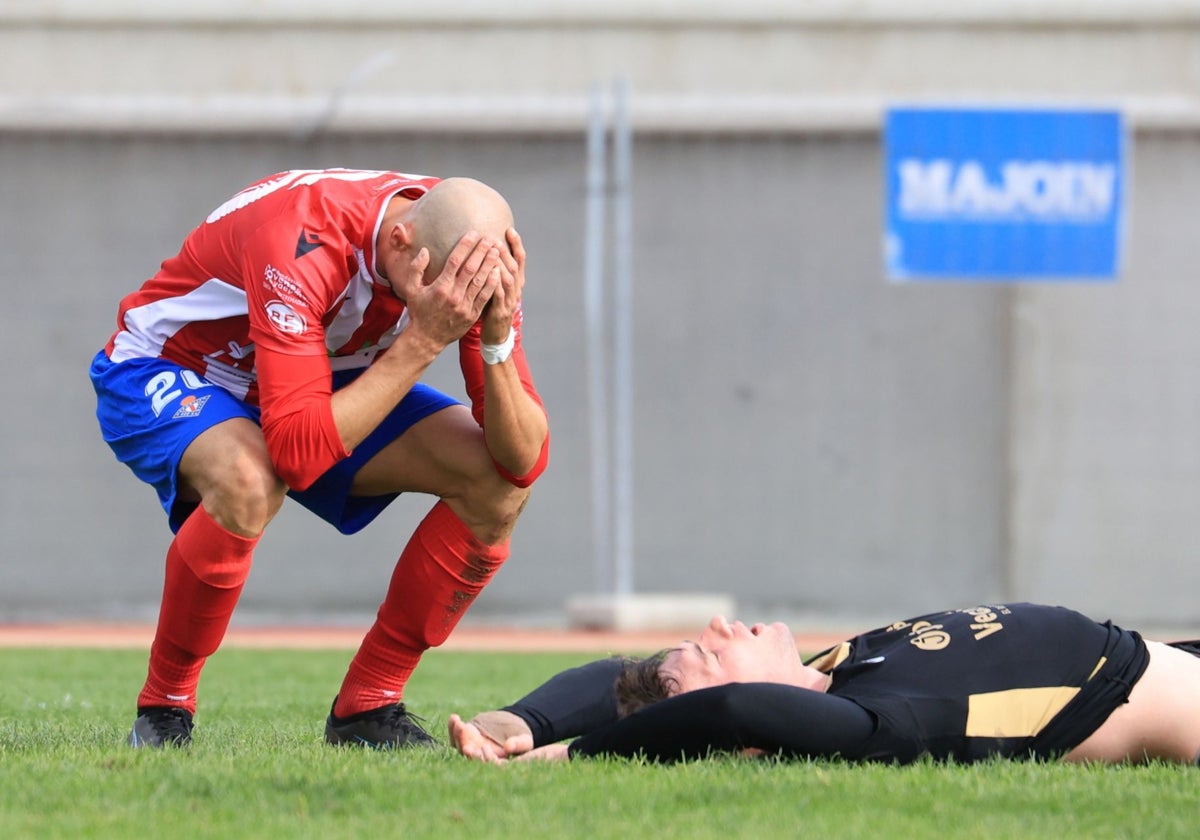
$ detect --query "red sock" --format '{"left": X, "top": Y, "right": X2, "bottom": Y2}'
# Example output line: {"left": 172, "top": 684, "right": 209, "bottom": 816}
{"left": 334, "top": 501, "right": 508, "bottom": 718}
{"left": 137, "top": 505, "right": 258, "bottom": 714}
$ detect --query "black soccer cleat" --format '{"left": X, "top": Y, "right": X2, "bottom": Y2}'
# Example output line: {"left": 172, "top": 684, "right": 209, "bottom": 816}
{"left": 128, "top": 706, "right": 194, "bottom": 748}
{"left": 324, "top": 699, "right": 437, "bottom": 749}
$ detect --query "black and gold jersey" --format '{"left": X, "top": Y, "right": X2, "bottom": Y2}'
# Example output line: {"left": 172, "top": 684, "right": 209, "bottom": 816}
{"left": 552, "top": 603, "right": 1149, "bottom": 764}
{"left": 802, "top": 602, "right": 1148, "bottom": 762}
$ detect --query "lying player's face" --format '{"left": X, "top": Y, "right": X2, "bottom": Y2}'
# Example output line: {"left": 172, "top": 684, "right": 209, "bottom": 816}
{"left": 664, "top": 615, "right": 810, "bottom": 695}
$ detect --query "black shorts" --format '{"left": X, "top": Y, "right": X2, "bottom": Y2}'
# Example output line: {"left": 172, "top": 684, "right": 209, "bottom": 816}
{"left": 1030, "top": 622, "right": 1149, "bottom": 757}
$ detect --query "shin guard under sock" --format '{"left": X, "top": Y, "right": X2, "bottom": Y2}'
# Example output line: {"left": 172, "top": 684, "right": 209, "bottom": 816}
{"left": 137, "top": 505, "right": 258, "bottom": 714}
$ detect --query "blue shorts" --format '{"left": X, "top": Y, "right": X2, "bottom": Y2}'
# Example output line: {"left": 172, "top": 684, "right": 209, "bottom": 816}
{"left": 89, "top": 350, "right": 460, "bottom": 534}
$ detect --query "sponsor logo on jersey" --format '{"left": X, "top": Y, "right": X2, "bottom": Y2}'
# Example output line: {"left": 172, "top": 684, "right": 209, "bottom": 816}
{"left": 263, "top": 264, "right": 308, "bottom": 306}
{"left": 265, "top": 300, "right": 307, "bottom": 335}
{"left": 897, "top": 605, "right": 1012, "bottom": 652}
{"left": 295, "top": 230, "right": 323, "bottom": 258}
{"left": 173, "top": 394, "right": 211, "bottom": 419}
{"left": 958, "top": 605, "right": 1009, "bottom": 640}
{"left": 907, "top": 621, "right": 951, "bottom": 652}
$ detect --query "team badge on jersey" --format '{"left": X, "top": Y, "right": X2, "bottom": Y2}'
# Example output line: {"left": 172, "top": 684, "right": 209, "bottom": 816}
{"left": 265, "top": 300, "right": 307, "bottom": 335}
{"left": 173, "top": 394, "right": 211, "bottom": 419}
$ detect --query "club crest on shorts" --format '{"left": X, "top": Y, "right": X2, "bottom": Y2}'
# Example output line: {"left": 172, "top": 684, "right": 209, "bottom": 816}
{"left": 173, "top": 394, "right": 211, "bottom": 419}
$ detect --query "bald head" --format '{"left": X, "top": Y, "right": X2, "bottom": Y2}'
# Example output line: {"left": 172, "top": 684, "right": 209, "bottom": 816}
{"left": 406, "top": 177, "right": 514, "bottom": 277}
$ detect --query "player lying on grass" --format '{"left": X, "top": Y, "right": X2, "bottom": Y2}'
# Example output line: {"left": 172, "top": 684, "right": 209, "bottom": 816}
{"left": 449, "top": 602, "right": 1200, "bottom": 765}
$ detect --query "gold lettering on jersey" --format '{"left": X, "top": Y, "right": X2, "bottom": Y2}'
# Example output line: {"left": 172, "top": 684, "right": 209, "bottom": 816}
{"left": 908, "top": 621, "right": 951, "bottom": 651}
{"left": 896, "top": 605, "right": 1014, "bottom": 652}
{"left": 970, "top": 623, "right": 1003, "bottom": 640}
{"left": 959, "top": 605, "right": 1010, "bottom": 641}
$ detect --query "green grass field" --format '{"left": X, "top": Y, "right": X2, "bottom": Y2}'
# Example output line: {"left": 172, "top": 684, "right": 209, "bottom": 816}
{"left": 1, "top": 645, "right": 1195, "bottom": 839}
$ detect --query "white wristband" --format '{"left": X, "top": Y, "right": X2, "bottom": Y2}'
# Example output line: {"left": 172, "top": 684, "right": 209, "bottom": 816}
{"left": 480, "top": 330, "right": 516, "bottom": 365}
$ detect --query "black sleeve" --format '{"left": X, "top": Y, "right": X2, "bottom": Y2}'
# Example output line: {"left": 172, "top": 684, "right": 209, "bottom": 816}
{"left": 500, "top": 658, "right": 626, "bottom": 747}
{"left": 566, "top": 682, "right": 878, "bottom": 762}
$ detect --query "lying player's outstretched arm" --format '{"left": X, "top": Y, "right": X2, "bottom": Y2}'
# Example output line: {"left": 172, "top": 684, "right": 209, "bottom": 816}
{"left": 451, "top": 657, "right": 626, "bottom": 761}
{"left": 566, "top": 682, "right": 879, "bottom": 763}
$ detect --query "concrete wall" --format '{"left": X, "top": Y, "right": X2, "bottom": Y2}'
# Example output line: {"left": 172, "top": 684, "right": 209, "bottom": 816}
{"left": 4, "top": 2, "right": 1200, "bottom": 133}
{"left": 1009, "top": 133, "right": 1200, "bottom": 621}
{"left": 2, "top": 1, "right": 1200, "bottom": 630}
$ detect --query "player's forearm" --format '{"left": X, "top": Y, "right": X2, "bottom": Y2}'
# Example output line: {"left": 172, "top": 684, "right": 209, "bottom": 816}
{"left": 330, "top": 332, "right": 441, "bottom": 450}
{"left": 500, "top": 658, "right": 625, "bottom": 746}
{"left": 568, "top": 683, "right": 879, "bottom": 762}
{"left": 482, "top": 359, "right": 549, "bottom": 476}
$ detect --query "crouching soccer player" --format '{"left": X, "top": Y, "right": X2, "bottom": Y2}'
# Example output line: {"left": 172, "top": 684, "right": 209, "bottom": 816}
{"left": 450, "top": 603, "right": 1200, "bottom": 765}
{"left": 91, "top": 170, "right": 549, "bottom": 748}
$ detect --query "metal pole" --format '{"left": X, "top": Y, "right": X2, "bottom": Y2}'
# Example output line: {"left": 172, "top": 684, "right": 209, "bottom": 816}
{"left": 611, "top": 77, "right": 635, "bottom": 597}
{"left": 583, "top": 81, "right": 613, "bottom": 594}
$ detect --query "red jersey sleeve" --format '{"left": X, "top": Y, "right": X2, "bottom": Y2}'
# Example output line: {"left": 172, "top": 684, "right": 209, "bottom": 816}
{"left": 243, "top": 222, "right": 353, "bottom": 489}
{"left": 458, "top": 306, "right": 550, "bottom": 487}
{"left": 256, "top": 348, "right": 349, "bottom": 490}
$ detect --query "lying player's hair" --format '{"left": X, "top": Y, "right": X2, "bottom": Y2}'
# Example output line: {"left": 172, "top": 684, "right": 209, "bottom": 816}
{"left": 613, "top": 650, "right": 678, "bottom": 717}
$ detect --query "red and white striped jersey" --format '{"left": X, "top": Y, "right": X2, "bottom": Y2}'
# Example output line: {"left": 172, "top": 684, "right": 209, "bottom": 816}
{"left": 102, "top": 168, "right": 546, "bottom": 490}
{"left": 104, "top": 168, "right": 441, "bottom": 404}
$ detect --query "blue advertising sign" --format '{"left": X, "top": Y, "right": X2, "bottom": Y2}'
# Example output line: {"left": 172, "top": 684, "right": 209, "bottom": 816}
{"left": 884, "top": 107, "right": 1124, "bottom": 281}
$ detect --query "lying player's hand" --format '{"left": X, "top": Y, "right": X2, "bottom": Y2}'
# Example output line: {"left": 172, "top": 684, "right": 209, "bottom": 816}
{"left": 513, "top": 743, "right": 569, "bottom": 762}
{"left": 448, "top": 714, "right": 506, "bottom": 763}
{"left": 448, "top": 712, "right": 535, "bottom": 764}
